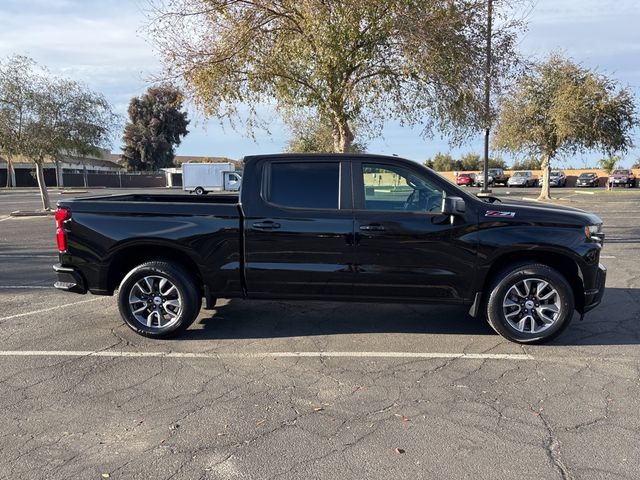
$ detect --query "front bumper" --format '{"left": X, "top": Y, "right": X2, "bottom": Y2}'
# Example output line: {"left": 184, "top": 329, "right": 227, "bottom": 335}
{"left": 583, "top": 263, "right": 606, "bottom": 313}
{"left": 53, "top": 264, "right": 87, "bottom": 294}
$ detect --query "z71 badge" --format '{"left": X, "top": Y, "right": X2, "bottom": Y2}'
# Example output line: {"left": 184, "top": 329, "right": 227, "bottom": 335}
{"left": 485, "top": 210, "right": 516, "bottom": 218}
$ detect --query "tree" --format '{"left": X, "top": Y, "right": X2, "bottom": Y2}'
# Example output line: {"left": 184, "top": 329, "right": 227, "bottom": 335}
{"left": 511, "top": 156, "right": 542, "bottom": 170}
{"left": 148, "top": 0, "right": 522, "bottom": 153}
{"left": 0, "top": 56, "right": 38, "bottom": 188}
{"left": 599, "top": 155, "right": 619, "bottom": 191}
{"left": 429, "top": 152, "right": 455, "bottom": 171}
{"left": 122, "top": 85, "right": 189, "bottom": 171}
{"left": 494, "top": 54, "right": 637, "bottom": 200}
{"left": 459, "top": 153, "right": 482, "bottom": 171}
{"left": 286, "top": 114, "right": 366, "bottom": 153}
{"left": 632, "top": 158, "right": 640, "bottom": 169}
{"left": 0, "top": 55, "right": 115, "bottom": 209}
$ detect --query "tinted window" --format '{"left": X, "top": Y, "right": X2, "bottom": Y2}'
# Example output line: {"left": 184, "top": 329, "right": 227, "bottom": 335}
{"left": 361, "top": 164, "right": 443, "bottom": 212}
{"left": 268, "top": 162, "right": 340, "bottom": 209}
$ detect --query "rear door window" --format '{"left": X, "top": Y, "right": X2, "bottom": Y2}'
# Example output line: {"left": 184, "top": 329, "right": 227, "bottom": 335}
{"left": 267, "top": 162, "right": 340, "bottom": 209}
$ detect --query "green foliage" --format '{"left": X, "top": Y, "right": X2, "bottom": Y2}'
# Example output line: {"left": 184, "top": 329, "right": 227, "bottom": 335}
{"left": 424, "top": 152, "right": 505, "bottom": 171}
{"left": 0, "top": 55, "right": 116, "bottom": 207}
{"left": 149, "top": 0, "right": 523, "bottom": 152}
{"left": 494, "top": 54, "right": 637, "bottom": 198}
{"left": 459, "top": 153, "right": 481, "bottom": 171}
{"left": 598, "top": 155, "right": 619, "bottom": 175}
{"left": 431, "top": 153, "right": 456, "bottom": 171}
{"left": 632, "top": 158, "right": 640, "bottom": 169}
{"left": 122, "top": 85, "right": 189, "bottom": 172}
{"left": 511, "top": 157, "right": 542, "bottom": 170}
{"left": 494, "top": 54, "right": 637, "bottom": 158}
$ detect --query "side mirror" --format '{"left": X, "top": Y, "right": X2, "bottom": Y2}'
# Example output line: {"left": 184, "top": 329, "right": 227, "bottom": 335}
{"left": 441, "top": 196, "right": 466, "bottom": 216}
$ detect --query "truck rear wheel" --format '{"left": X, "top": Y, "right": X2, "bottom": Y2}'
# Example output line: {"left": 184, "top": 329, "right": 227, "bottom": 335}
{"left": 485, "top": 263, "right": 574, "bottom": 344}
{"left": 117, "top": 261, "right": 202, "bottom": 338}
{"left": 194, "top": 187, "right": 205, "bottom": 195}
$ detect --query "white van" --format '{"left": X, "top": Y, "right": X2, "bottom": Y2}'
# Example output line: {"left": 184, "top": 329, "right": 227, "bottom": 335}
{"left": 182, "top": 163, "right": 242, "bottom": 194}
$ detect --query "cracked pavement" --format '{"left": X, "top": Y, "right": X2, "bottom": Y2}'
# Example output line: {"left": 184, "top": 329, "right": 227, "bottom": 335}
{"left": 0, "top": 189, "right": 639, "bottom": 479}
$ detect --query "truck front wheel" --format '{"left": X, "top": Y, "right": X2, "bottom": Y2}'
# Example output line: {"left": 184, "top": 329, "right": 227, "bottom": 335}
{"left": 485, "top": 263, "right": 575, "bottom": 344}
{"left": 117, "top": 261, "right": 202, "bottom": 338}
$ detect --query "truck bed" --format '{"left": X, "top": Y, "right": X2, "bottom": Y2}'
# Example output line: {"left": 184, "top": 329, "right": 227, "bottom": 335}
{"left": 57, "top": 193, "right": 240, "bottom": 215}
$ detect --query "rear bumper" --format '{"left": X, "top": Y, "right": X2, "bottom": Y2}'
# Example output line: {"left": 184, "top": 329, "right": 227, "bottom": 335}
{"left": 583, "top": 263, "right": 606, "bottom": 313}
{"left": 53, "top": 264, "right": 87, "bottom": 294}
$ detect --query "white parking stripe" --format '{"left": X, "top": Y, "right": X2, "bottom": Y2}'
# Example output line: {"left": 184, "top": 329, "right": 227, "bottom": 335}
{"left": 0, "top": 286, "right": 53, "bottom": 289}
{"left": 0, "top": 297, "right": 107, "bottom": 322}
{"left": 0, "top": 216, "right": 13, "bottom": 222}
{"left": 0, "top": 350, "right": 535, "bottom": 361}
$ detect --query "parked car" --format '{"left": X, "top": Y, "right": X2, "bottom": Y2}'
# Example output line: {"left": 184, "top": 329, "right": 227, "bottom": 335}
{"left": 608, "top": 169, "right": 636, "bottom": 188}
{"left": 575, "top": 172, "right": 599, "bottom": 187}
{"left": 476, "top": 168, "right": 509, "bottom": 187}
{"left": 456, "top": 173, "right": 476, "bottom": 186}
{"left": 507, "top": 171, "right": 538, "bottom": 187}
{"left": 53, "top": 153, "right": 606, "bottom": 344}
{"left": 542, "top": 170, "right": 567, "bottom": 187}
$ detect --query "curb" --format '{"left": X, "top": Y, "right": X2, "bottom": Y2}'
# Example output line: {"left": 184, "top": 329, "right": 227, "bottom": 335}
{"left": 9, "top": 211, "right": 54, "bottom": 217}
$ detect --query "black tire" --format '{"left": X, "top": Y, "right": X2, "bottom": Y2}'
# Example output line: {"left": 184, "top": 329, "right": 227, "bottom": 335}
{"left": 485, "top": 263, "right": 575, "bottom": 344}
{"left": 117, "top": 261, "right": 202, "bottom": 338}
{"left": 194, "top": 187, "right": 205, "bottom": 195}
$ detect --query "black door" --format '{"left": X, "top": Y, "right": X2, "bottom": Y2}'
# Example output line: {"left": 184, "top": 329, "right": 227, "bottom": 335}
{"left": 352, "top": 160, "right": 477, "bottom": 303}
{"left": 244, "top": 159, "right": 355, "bottom": 299}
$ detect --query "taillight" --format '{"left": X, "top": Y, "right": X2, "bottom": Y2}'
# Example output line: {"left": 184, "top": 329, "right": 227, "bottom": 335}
{"left": 55, "top": 207, "right": 70, "bottom": 252}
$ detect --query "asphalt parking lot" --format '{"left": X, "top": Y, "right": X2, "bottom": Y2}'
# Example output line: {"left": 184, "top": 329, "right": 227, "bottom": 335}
{"left": 1, "top": 187, "right": 639, "bottom": 479}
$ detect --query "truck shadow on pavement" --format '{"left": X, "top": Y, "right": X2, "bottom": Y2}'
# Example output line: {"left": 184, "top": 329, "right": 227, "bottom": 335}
{"left": 182, "top": 287, "right": 640, "bottom": 346}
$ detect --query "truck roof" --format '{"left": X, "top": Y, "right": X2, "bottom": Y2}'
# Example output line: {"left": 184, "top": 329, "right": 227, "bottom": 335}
{"left": 242, "top": 153, "right": 409, "bottom": 164}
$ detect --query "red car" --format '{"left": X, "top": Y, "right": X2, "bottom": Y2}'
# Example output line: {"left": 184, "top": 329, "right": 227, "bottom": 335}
{"left": 456, "top": 173, "right": 476, "bottom": 186}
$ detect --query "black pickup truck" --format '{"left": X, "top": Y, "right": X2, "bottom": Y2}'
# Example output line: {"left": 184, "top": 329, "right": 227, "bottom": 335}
{"left": 54, "top": 153, "right": 606, "bottom": 343}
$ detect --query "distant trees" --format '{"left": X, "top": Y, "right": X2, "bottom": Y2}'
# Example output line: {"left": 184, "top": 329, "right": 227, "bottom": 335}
{"left": 511, "top": 157, "right": 542, "bottom": 170}
{"left": 0, "top": 55, "right": 115, "bottom": 209}
{"left": 122, "top": 86, "right": 189, "bottom": 171}
{"left": 424, "top": 152, "right": 506, "bottom": 171}
{"left": 494, "top": 54, "right": 637, "bottom": 200}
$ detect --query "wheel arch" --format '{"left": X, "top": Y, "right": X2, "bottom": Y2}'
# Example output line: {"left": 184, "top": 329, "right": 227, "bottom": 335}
{"left": 106, "top": 242, "right": 204, "bottom": 295}
{"left": 481, "top": 249, "right": 585, "bottom": 313}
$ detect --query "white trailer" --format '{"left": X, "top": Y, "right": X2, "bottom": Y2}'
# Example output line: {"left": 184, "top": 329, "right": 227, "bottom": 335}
{"left": 182, "top": 163, "right": 241, "bottom": 194}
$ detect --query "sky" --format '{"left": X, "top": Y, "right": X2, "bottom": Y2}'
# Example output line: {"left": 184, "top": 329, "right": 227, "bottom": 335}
{"left": 1, "top": 0, "right": 639, "bottom": 167}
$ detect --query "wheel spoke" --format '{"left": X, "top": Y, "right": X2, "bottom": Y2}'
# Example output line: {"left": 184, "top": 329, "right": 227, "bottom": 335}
{"left": 144, "top": 277, "right": 155, "bottom": 294}
{"left": 503, "top": 277, "right": 562, "bottom": 335}
{"left": 129, "top": 275, "right": 182, "bottom": 330}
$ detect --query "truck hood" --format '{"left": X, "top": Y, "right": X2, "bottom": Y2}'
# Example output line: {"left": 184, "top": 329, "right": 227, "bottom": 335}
{"left": 480, "top": 199, "right": 602, "bottom": 226}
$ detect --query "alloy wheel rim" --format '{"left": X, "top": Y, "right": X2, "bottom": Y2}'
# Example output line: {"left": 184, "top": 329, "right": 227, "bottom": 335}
{"left": 128, "top": 275, "right": 182, "bottom": 329}
{"left": 502, "top": 277, "right": 561, "bottom": 334}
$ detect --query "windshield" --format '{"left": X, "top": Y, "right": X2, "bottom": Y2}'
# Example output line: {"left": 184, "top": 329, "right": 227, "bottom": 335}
{"left": 513, "top": 171, "right": 530, "bottom": 177}
{"left": 550, "top": 171, "right": 562, "bottom": 176}
{"left": 613, "top": 170, "right": 630, "bottom": 175}
{"left": 579, "top": 173, "right": 595, "bottom": 178}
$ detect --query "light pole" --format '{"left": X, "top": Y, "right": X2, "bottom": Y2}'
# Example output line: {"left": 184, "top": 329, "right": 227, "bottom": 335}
{"left": 480, "top": 0, "right": 493, "bottom": 196}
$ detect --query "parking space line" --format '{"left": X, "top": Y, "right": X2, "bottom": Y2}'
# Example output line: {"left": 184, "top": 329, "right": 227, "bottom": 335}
{"left": 0, "top": 350, "right": 535, "bottom": 361}
{"left": 0, "top": 255, "right": 57, "bottom": 258}
{"left": 0, "top": 216, "right": 13, "bottom": 222}
{"left": 0, "top": 286, "right": 53, "bottom": 289}
{"left": 0, "top": 297, "right": 107, "bottom": 322}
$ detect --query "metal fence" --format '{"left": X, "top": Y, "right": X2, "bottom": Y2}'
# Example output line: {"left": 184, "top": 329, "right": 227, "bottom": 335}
{"left": 1, "top": 168, "right": 168, "bottom": 188}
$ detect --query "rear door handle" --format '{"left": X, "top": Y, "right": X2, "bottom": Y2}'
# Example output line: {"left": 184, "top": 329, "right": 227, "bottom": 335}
{"left": 359, "top": 224, "right": 385, "bottom": 232}
{"left": 252, "top": 221, "right": 281, "bottom": 230}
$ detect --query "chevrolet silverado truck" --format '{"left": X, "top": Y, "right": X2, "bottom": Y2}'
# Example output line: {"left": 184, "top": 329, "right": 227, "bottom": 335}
{"left": 53, "top": 154, "right": 606, "bottom": 344}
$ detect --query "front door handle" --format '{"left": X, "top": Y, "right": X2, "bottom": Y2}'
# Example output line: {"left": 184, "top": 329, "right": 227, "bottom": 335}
{"left": 252, "top": 221, "right": 281, "bottom": 230}
{"left": 359, "top": 224, "right": 385, "bottom": 232}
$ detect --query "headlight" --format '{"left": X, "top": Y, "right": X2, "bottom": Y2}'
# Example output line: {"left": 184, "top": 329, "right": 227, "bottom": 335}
{"left": 585, "top": 224, "right": 603, "bottom": 241}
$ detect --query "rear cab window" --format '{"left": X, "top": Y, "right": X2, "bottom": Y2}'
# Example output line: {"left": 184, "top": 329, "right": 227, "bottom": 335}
{"left": 266, "top": 161, "right": 340, "bottom": 209}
